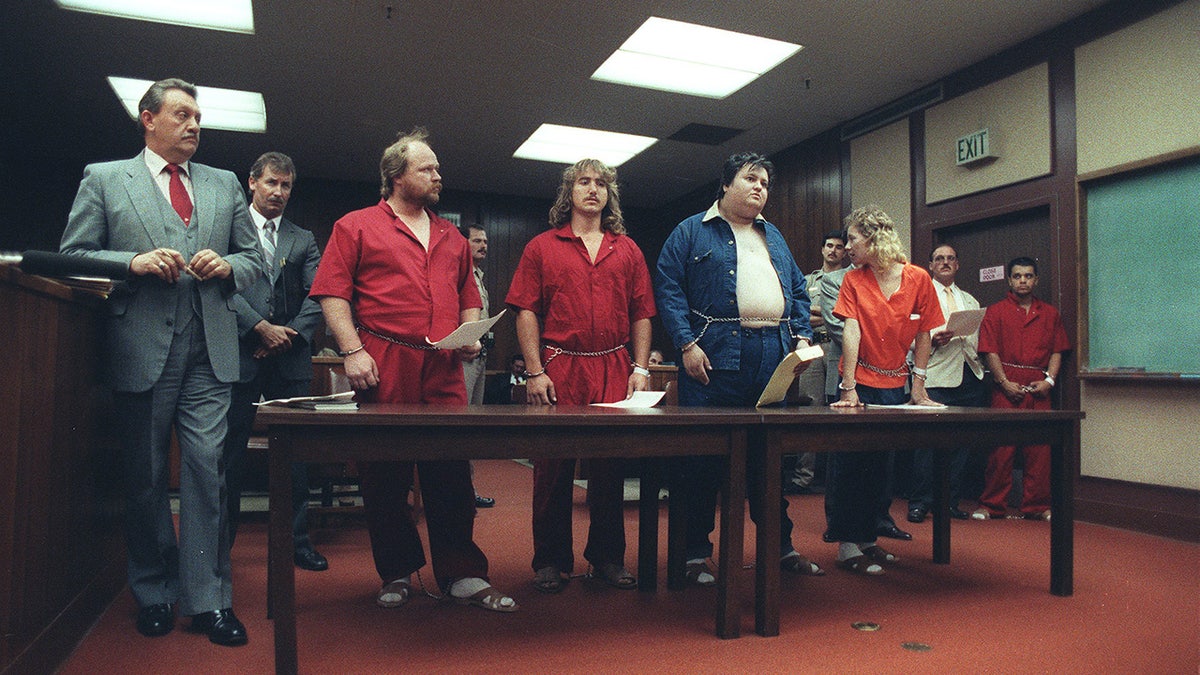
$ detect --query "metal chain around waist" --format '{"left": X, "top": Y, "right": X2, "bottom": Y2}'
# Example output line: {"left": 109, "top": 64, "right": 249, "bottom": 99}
{"left": 357, "top": 324, "right": 439, "bottom": 351}
{"left": 690, "top": 308, "right": 785, "bottom": 343}
{"left": 541, "top": 343, "right": 628, "bottom": 369}
{"left": 856, "top": 358, "right": 910, "bottom": 379}
{"left": 1001, "top": 361, "right": 1046, "bottom": 372}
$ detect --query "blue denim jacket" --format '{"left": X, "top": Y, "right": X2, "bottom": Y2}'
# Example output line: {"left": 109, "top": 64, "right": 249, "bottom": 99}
{"left": 654, "top": 203, "right": 812, "bottom": 371}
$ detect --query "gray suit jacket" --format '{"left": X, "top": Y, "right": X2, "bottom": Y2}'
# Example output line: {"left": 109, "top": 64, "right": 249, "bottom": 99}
{"left": 230, "top": 215, "right": 324, "bottom": 383}
{"left": 60, "top": 151, "right": 262, "bottom": 392}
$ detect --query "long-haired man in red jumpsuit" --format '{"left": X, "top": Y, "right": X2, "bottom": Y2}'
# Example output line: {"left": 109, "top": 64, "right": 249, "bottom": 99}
{"left": 506, "top": 158, "right": 656, "bottom": 595}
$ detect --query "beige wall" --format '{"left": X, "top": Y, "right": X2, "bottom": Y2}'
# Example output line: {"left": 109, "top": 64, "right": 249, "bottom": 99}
{"left": 1076, "top": 0, "right": 1200, "bottom": 175}
{"left": 924, "top": 63, "right": 1051, "bottom": 204}
{"left": 850, "top": 119, "right": 911, "bottom": 253}
{"left": 1075, "top": 0, "right": 1200, "bottom": 490}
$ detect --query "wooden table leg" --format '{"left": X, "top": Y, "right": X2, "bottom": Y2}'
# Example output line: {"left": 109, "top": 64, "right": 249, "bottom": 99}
{"left": 932, "top": 448, "right": 951, "bottom": 564}
{"left": 754, "top": 428, "right": 780, "bottom": 637}
{"left": 1050, "top": 424, "right": 1075, "bottom": 596}
{"left": 715, "top": 427, "right": 745, "bottom": 639}
{"left": 269, "top": 430, "right": 298, "bottom": 675}
{"left": 638, "top": 458, "right": 661, "bottom": 593}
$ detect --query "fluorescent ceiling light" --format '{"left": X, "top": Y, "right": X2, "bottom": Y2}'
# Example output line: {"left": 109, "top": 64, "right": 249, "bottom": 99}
{"left": 592, "top": 17, "right": 801, "bottom": 99}
{"left": 513, "top": 124, "right": 658, "bottom": 167}
{"left": 107, "top": 76, "right": 267, "bottom": 133}
{"left": 55, "top": 0, "right": 254, "bottom": 33}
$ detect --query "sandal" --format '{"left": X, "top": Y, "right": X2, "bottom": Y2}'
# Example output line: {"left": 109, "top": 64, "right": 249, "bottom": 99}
{"left": 533, "top": 566, "right": 567, "bottom": 594}
{"left": 780, "top": 554, "right": 825, "bottom": 576}
{"left": 376, "top": 579, "right": 411, "bottom": 608}
{"left": 684, "top": 561, "right": 717, "bottom": 587}
{"left": 587, "top": 562, "right": 637, "bottom": 590}
{"left": 835, "top": 555, "right": 884, "bottom": 576}
{"left": 455, "top": 585, "right": 519, "bottom": 613}
{"left": 860, "top": 545, "right": 898, "bottom": 564}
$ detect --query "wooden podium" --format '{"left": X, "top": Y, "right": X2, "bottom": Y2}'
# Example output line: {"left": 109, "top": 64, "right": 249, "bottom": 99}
{"left": 0, "top": 264, "right": 125, "bottom": 675}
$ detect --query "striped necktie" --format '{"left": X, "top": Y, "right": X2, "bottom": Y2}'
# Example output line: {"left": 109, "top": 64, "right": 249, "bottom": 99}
{"left": 263, "top": 220, "right": 276, "bottom": 270}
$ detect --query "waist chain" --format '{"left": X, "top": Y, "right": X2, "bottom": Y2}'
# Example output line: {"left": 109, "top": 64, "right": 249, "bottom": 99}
{"left": 690, "top": 308, "right": 786, "bottom": 343}
{"left": 541, "top": 343, "right": 628, "bottom": 369}
{"left": 357, "top": 324, "right": 438, "bottom": 351}
{"left": 1001, "top": 361, "right": 1046, "bottom": 372}
{"left": 856, "top": 357, "right": 910, "bottom": 379}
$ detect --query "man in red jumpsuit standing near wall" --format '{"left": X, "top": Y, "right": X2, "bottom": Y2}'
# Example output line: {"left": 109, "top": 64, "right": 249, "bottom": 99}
{"left": 310, "top": 128, "right": 517, "bottom": 613}
{"left": 975, "top": 256, "right": 1070, "bottom": 522}
{"left": 506, "top": 158, "right": 656, "bottom": 595}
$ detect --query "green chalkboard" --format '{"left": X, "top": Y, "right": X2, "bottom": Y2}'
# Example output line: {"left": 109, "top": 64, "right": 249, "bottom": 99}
{"left": 1083, "top": 151, "right": 1200, "bottom": 379}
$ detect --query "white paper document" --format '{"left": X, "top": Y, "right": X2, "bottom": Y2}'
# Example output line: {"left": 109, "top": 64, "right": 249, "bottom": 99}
{"left": 256, "top": 391, "right": 356, "bottom": 407}
{"left": 755, "top": 344, "right": 826, "bottom": 408}
{"left": 591, "top": 391, "right": 667, "bottom": 408}
{"left": 939, "top": 309, "right": 986, "bottom": 336}
{"left": 426, "top": 309, "right": 507, "bottom": 349}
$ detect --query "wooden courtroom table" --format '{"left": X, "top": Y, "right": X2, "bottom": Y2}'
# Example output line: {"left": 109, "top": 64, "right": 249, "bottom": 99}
{"left": 259, "top": 404, "right": 758, "bottom": 675}
{"left": 753, "top": 406, "right": 1084, "bottom": 637}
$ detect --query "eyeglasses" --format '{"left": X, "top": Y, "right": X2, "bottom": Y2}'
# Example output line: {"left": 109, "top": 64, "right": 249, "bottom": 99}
{"left": 932, "top": 255, "right": 957, "bottom": 263}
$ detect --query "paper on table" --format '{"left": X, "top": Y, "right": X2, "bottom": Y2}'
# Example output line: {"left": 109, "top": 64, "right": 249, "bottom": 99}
{"left": 425, "top": 309, "right": 507, "bottom": 349}
{"left": 755, "top": 344, "right": 826, "bottom": 407}
{"left": 938, "top": 309, "right": 986, "bottom": 336}
{"left": 256, "top": 391, "right": 356, "bottom": 406}
{"left": 591, "top": 391, "right": 666, "bottom": 408}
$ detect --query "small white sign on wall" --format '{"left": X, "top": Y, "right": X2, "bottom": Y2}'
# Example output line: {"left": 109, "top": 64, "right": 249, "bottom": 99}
{"left": 980, "top": 265, "right": 1006, "bottom": 283}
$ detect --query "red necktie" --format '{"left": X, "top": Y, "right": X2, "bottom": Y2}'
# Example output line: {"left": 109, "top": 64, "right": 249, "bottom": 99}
{"left": 165, "top": 163, "right": 193, "bottom": 226}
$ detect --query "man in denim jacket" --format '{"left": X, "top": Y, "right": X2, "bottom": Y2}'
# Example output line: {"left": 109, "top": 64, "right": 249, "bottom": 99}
{"left": 654, "top": 152, "right": 824, "bottom": 586}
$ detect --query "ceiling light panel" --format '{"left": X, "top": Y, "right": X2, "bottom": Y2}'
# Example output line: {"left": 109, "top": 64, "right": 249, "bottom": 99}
{"left": 513, "top": 124, "right": 658, "bottom": 167}
{"left": 592, "top": 17, "right": 801, "bottom": 99}
{"left": 108, "top": 76, "right": 267, "bottom": 133}
{"left": 55, "top": 0, "right": 255, "bottom": 33}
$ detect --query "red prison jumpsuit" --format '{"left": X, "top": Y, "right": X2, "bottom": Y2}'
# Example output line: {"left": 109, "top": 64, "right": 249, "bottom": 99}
{"left": 505, "top": 225, "right": 656, "bottom": 573}
{"left": 830, "top": 263, "right": 943, "bottom": 542}
{"left": 977, "top": 292, "right": 1070, "bottom": 516}
{"left": 310, "top": 200, "right": 487, "bottom": 588}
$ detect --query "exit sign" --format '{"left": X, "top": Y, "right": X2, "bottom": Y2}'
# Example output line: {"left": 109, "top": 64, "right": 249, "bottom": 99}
{"left": 956, "top": 128, "right": 994, "bottom": 166}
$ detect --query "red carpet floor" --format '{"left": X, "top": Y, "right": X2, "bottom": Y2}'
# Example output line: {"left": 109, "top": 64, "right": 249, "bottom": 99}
{"left": 59, "top": 459, "right": 1198, "bottom": 674}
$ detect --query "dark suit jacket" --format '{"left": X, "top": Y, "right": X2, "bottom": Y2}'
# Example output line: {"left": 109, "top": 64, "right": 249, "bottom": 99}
{"left": 230, "top": 215, "right": 324, "bottom": 382}
{"left": 60, "top": 150, "right": 261, "bottom": 392}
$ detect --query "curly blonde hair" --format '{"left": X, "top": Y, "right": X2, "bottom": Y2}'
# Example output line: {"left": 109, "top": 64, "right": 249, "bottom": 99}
{"left": 845, "top": 205, "right": 906, "bottom": 267}
{"left": 548, "top": 159, "right": 626, "bottom": 235}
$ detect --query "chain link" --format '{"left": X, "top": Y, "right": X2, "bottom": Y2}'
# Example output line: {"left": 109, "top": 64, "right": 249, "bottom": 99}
{"left": 856, "top": 358, "right": 910, "bottom": 379}
{"left": 357, "top": 324, "right": 439, "bottom": 351}
{"left": 689, "top": 308, "right": 785, "bottom": 343}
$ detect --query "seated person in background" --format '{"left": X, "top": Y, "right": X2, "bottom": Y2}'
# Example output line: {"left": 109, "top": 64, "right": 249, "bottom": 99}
{"left": 648, "top": 348, "right": 665, "bottom": 366}
{"left": 484, "top": 354, "right": 526, "bottom": 403}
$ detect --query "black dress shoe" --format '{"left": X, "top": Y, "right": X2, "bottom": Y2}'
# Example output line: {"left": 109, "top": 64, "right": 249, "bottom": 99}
{"left": 822, "top": 530, "right": 835, "bottom": 543}
{"left": 907, "top": 505, "right": 929, "bottom": 523}
{"left": 475, "top": 495, "right": 496, "bottom": 508}
{"left": 136, "top": 603, "right": 174, "bottom": 637}
{"left": 876, "top": 524, "right": 913, "bottom": 540}
{"left": 949, "top": 506, "right": 970, "bottom": 520}
{"left": 190, "top": 608, "right": 248, "bottom": 646}
{"left": 295, "top": 547, "right": 329, "bottom": 571}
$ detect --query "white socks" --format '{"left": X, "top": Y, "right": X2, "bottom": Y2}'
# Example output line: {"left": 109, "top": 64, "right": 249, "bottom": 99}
{"left": 449, "top": 576, "right": 490, "bottom": 599}
{"left": 687, "top": 558, "right": 715, "bottom": 585}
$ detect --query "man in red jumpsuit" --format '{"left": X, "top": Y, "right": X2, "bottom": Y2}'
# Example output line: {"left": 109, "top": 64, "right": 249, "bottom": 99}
{"left": 975, "top": 256, "right": 1070, "bottom": 521}
{"left": 310, "top": 128, "right": 517, "bottom": 612}
{"left": 506, "top": 158, "right": 656, "bottom": 594}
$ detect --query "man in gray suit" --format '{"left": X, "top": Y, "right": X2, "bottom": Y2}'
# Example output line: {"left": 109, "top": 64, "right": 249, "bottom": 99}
{"left": 223, "top": 152, "right": 329, "bottom": 570}
{"left": 59, "top": 78, "right": 260, "bottom": 646}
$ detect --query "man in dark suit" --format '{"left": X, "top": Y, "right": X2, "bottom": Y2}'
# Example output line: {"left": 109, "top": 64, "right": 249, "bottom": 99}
{"left": 223, "top": 152, "right": 328, "bottom": 571}
{"left": 59, "top": 78, "right": 260, "bottom": 646}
